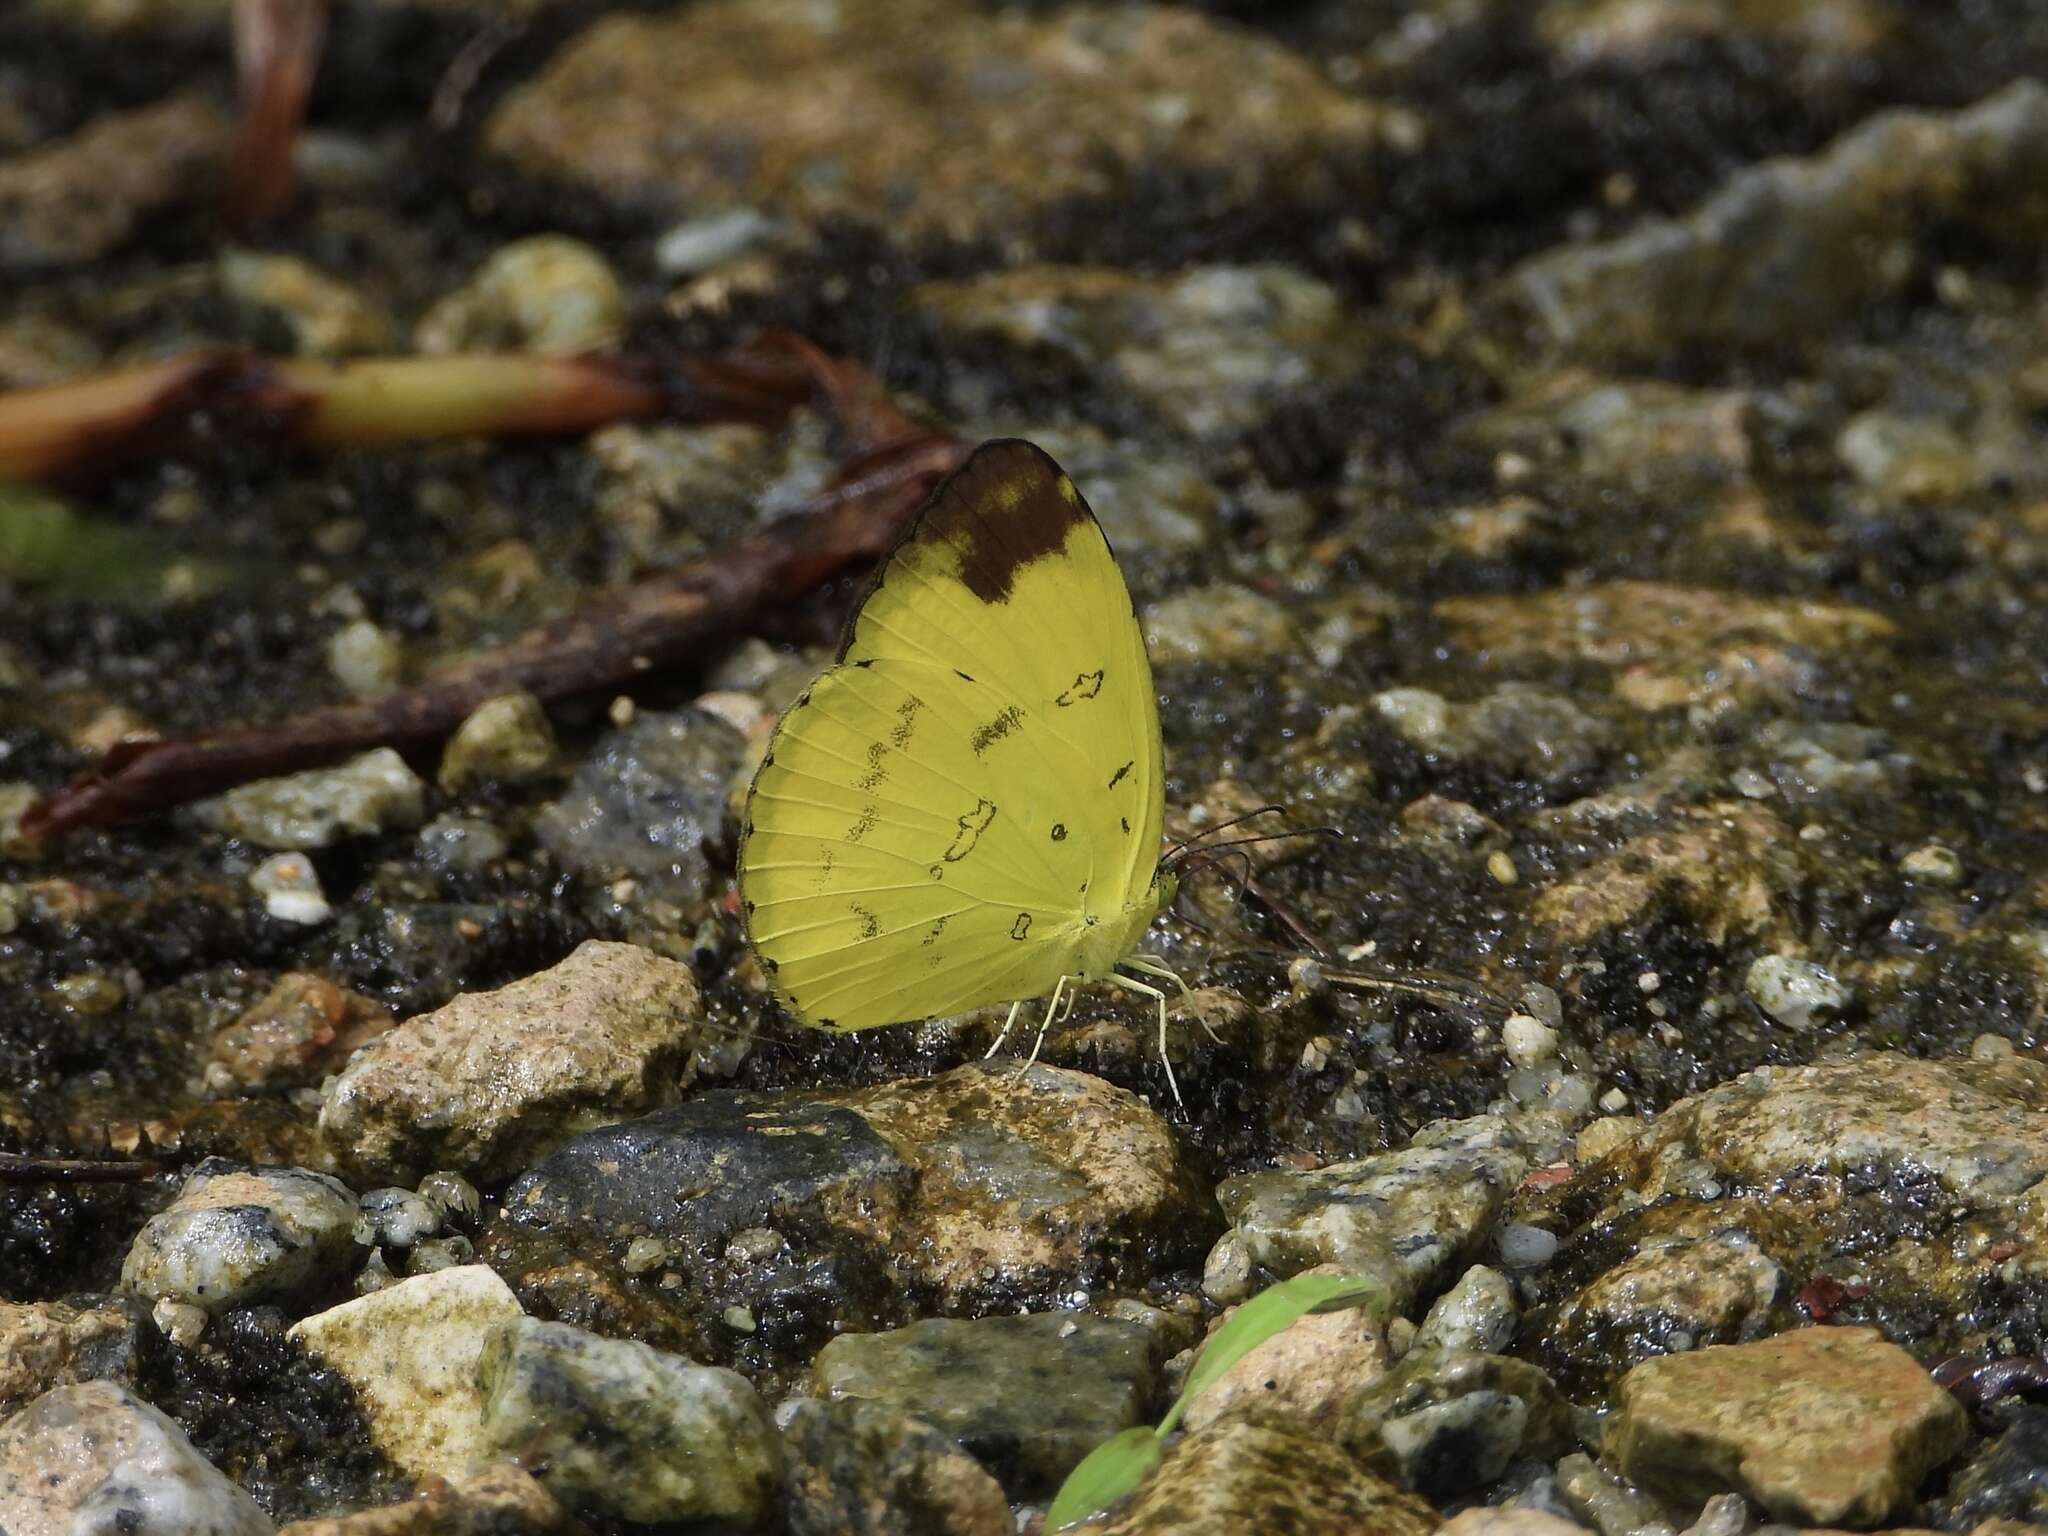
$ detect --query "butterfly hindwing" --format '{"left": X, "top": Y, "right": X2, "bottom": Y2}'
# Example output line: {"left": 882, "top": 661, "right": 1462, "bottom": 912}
{"left": 739, "top": 440, "right": 1165, "bottom": 1030}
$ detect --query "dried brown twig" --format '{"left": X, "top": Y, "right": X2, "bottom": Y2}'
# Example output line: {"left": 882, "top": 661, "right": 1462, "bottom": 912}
{"left": 19, "top": 334, "right": 964, "bottom": 843}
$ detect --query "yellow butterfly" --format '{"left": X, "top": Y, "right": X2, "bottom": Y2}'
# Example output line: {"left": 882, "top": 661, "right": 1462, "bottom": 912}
{"left": 737, "top": 439, "right": 1198, "bottom": 1097}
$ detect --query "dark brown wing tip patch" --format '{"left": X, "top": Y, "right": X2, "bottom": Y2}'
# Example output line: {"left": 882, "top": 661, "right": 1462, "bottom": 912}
{"left": 921, "top": 439, "right": 1093, "bottom": 605}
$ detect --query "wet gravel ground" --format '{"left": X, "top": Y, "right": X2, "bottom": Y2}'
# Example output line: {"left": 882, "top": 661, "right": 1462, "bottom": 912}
{"left": 5, "top": 1, "right": 2048, "bottom": 1531}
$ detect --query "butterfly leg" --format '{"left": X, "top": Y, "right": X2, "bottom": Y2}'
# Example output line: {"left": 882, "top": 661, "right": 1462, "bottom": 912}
{"left": 1114, "top": 973, "right": 1181, "bottom": 1108}
{"left": 1020, "top": 975, "right": 1071, "bottom": 1078}
{"left": 1121, "top": 956, "right": 1218, "bottom": 1042}
{"left": 984, "top": 998, "right": 1026, "bottom": 1061}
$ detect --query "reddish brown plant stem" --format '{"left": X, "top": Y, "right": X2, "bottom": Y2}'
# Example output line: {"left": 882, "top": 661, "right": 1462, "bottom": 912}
{"left": 20, "top": 340, "right": 962, "bottom": 842}
{"left": 222, "top": 0, "right": 328, "bottom": 232}
{"left": 0, "top": 341, "right": 817, "bottom": 485}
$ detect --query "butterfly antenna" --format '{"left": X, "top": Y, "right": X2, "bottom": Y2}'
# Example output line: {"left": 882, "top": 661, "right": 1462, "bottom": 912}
{"left": 1167, "top": 825, "right": 1341, "bottom": 867}
{"left": 1160, "top": 805, "right": 1288, "bottom": 865}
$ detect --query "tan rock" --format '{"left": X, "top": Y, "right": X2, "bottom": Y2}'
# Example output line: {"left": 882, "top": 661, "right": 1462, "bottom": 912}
{"left": 1079, "top": 1406, "right": 1438, "bottom": 1536}
{"left": 275, "top": 1464, "right": 573, "bottom": 1535}
{"left": 0, "top": 92, "right": 227, "bottom": 269}
{"left": 1608, "top": 1327, "right": 1968, "bottom": 1526}
{"left": 0, "top": 1300, "right": 137, "bottom": 1419}
{"left": 485, "top": 0, "right": 1387, "bottom": 248}
{"left": 319, "top": 940, "right": 702, "bottom": 1183}
{"left": 1439, "top": 1510, "right": 1588, "bottom": 1536}
{"left": 1179, "top": 1269, "right": 1390, "bottom": 1432}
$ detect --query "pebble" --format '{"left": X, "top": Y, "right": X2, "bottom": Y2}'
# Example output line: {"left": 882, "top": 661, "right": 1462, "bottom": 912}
{"left": 319, "top": 940, "right": 705, "bottom": 1184}
{"left": 325, "top": 620, "right": 402, "bottom": 697}
{"left": 415, "top": 814, "right": 509, "bottom": 875}
{"left": 414, "top": 234, "right": 624, "bottom": 356}
{"left": 500, "top": 1063, "right": 1210, "bottom": 1336}
{"left": 206, "top": 973, "right": 392, "bottom": 1094}
{"left": 1413, "top": 1265, "right": 1520, "bottom": 1356}
{"left": 810, "top": 1312, "right": 1158, "bottom": 1496}
{"left": 355, "top": 1188, "right": 442, "bottom": 1251}
{"left": 1498, "top": 1224, "right": 1561, "bottom": 1270}
{"left": 1744, "top": 955, "right": 1851, "bottom": 1031}
{"left": 1338, "top": 1346, "right": 1575, "bottom": 1497}
{"left": 194, "top": 749, "right": 426, "bottom": 851}
{"left": 0, "top": 1380, "right": 272, "bottom": 1536}
{"left": 119, "top": 1160, "right": 360, "bottom": 1314}
{"left": 476, "top": 1317, "right": 779, "bottom": 1524}
{"left": 1503, "top": 1013, "right": 1560, "bottom": 1067}
{"left": 1899, "top": 842, "right": 1965, "bottom": 886}
{"left": 416, "top": 1171, "right": 481, "bottom": 1225}
{"left": 249, "top": 853, "right": 332, "bottom": 925}
{"left": 289, "top": 1265, "right": 525, "bottom": 1481}
{"left": 437, "top": 691, "right": 558, "bottom": 793}
{"left": 0, "top": 93, "right": 229, "bottom": 271}
{"left": 654, "top": 208, "right": 778, "bottom": 275}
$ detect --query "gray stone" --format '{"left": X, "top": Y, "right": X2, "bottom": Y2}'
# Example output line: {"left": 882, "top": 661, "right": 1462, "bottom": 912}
{"left": 1206, "top": 1110, "right": 1557, "bottom": 1309}
{"left": 811, "top": 1312, "right": 1158, "bottom": 1497}
{"left": 0, "top": 1380, "right": 272, "bottom": 1535}
{"left": 535, "top": 709, "right": 747, "bottom": 917}
{"left": 1496, "top": 80, "right": 2048, "bottom": 365}
{"left": 1372, "top": 684, "right": 1610, "bottom": 791}
{"left": 919, "top": 264, "right": 1371, "bottom": 441}
{"left": 194, "top": 749, "right": 426, "bottom": 851}
{"left": 477, "top": 1317, "right": 779, "bottom": 1525}
{"left": 355, "top": 1188, "right": 442, "bottom": 1251}
{"left": 484, "top": 2, "right": 1387, "bottom": 249}
{"left": 120, "top": 1160, "right": 360, "bottom": 1314}
{"left": 1744, "top": 955, "right": 1851, "bottom": 1031}
{"left": 437, "top": 692, "right": 558, "bottom": 793}
{"left": 1339, "top": 1348, "right": 1575, "bottom": 1498}
{"left": 1414, "top": 1266, "right": 1520, "bottom": 1356}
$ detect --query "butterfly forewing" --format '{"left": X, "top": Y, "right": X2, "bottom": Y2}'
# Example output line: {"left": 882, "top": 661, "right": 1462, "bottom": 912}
{"left": 739, "top": 440, "right": 1165, "bottom": 1030}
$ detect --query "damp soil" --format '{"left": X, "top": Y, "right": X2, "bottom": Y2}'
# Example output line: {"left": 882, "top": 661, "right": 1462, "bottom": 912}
{"left": 6, "top": 0, "right": 2048, "bottom": 1523}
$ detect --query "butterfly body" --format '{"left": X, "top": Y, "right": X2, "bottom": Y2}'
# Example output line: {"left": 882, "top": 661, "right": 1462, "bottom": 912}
{"left": 738, "top": 439, "right": 1184, "bottom": 1058}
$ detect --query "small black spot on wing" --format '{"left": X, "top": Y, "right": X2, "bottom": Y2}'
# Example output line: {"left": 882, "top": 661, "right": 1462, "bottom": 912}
{"left": 857, "top": 738, "right": 889, "bottom": 793}
{"left": 955, "top": 669, "right": 975, "bottom": 683}
{"left": 1120, "top": 816, "right": 1131, "bottom": 834}
{"left": 1056, "top": 670, "right": 1104, "bottom": 706}
{"left": 943, "top": 800, "right": 997, "bottom": 862}
{"left": 971, "top": 706, "right": 1022, "bottom": 755}
{"left": 891, "top": 696, "right": 923, "bottom": 750}
{"left": 1050, "top": 823, "right": 1067, "bottom": 841}
{"left": 846, "top": 804, "right": 878, "bottom": 843}
{"left": 1011, "top": 912, "right": 1032, "bottom": 940}
{"left": 1108, "top": 760, "right": 1133, "bottom": 789}
{"left": 850, "top": 903, "right": 880, "bottom": 941}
